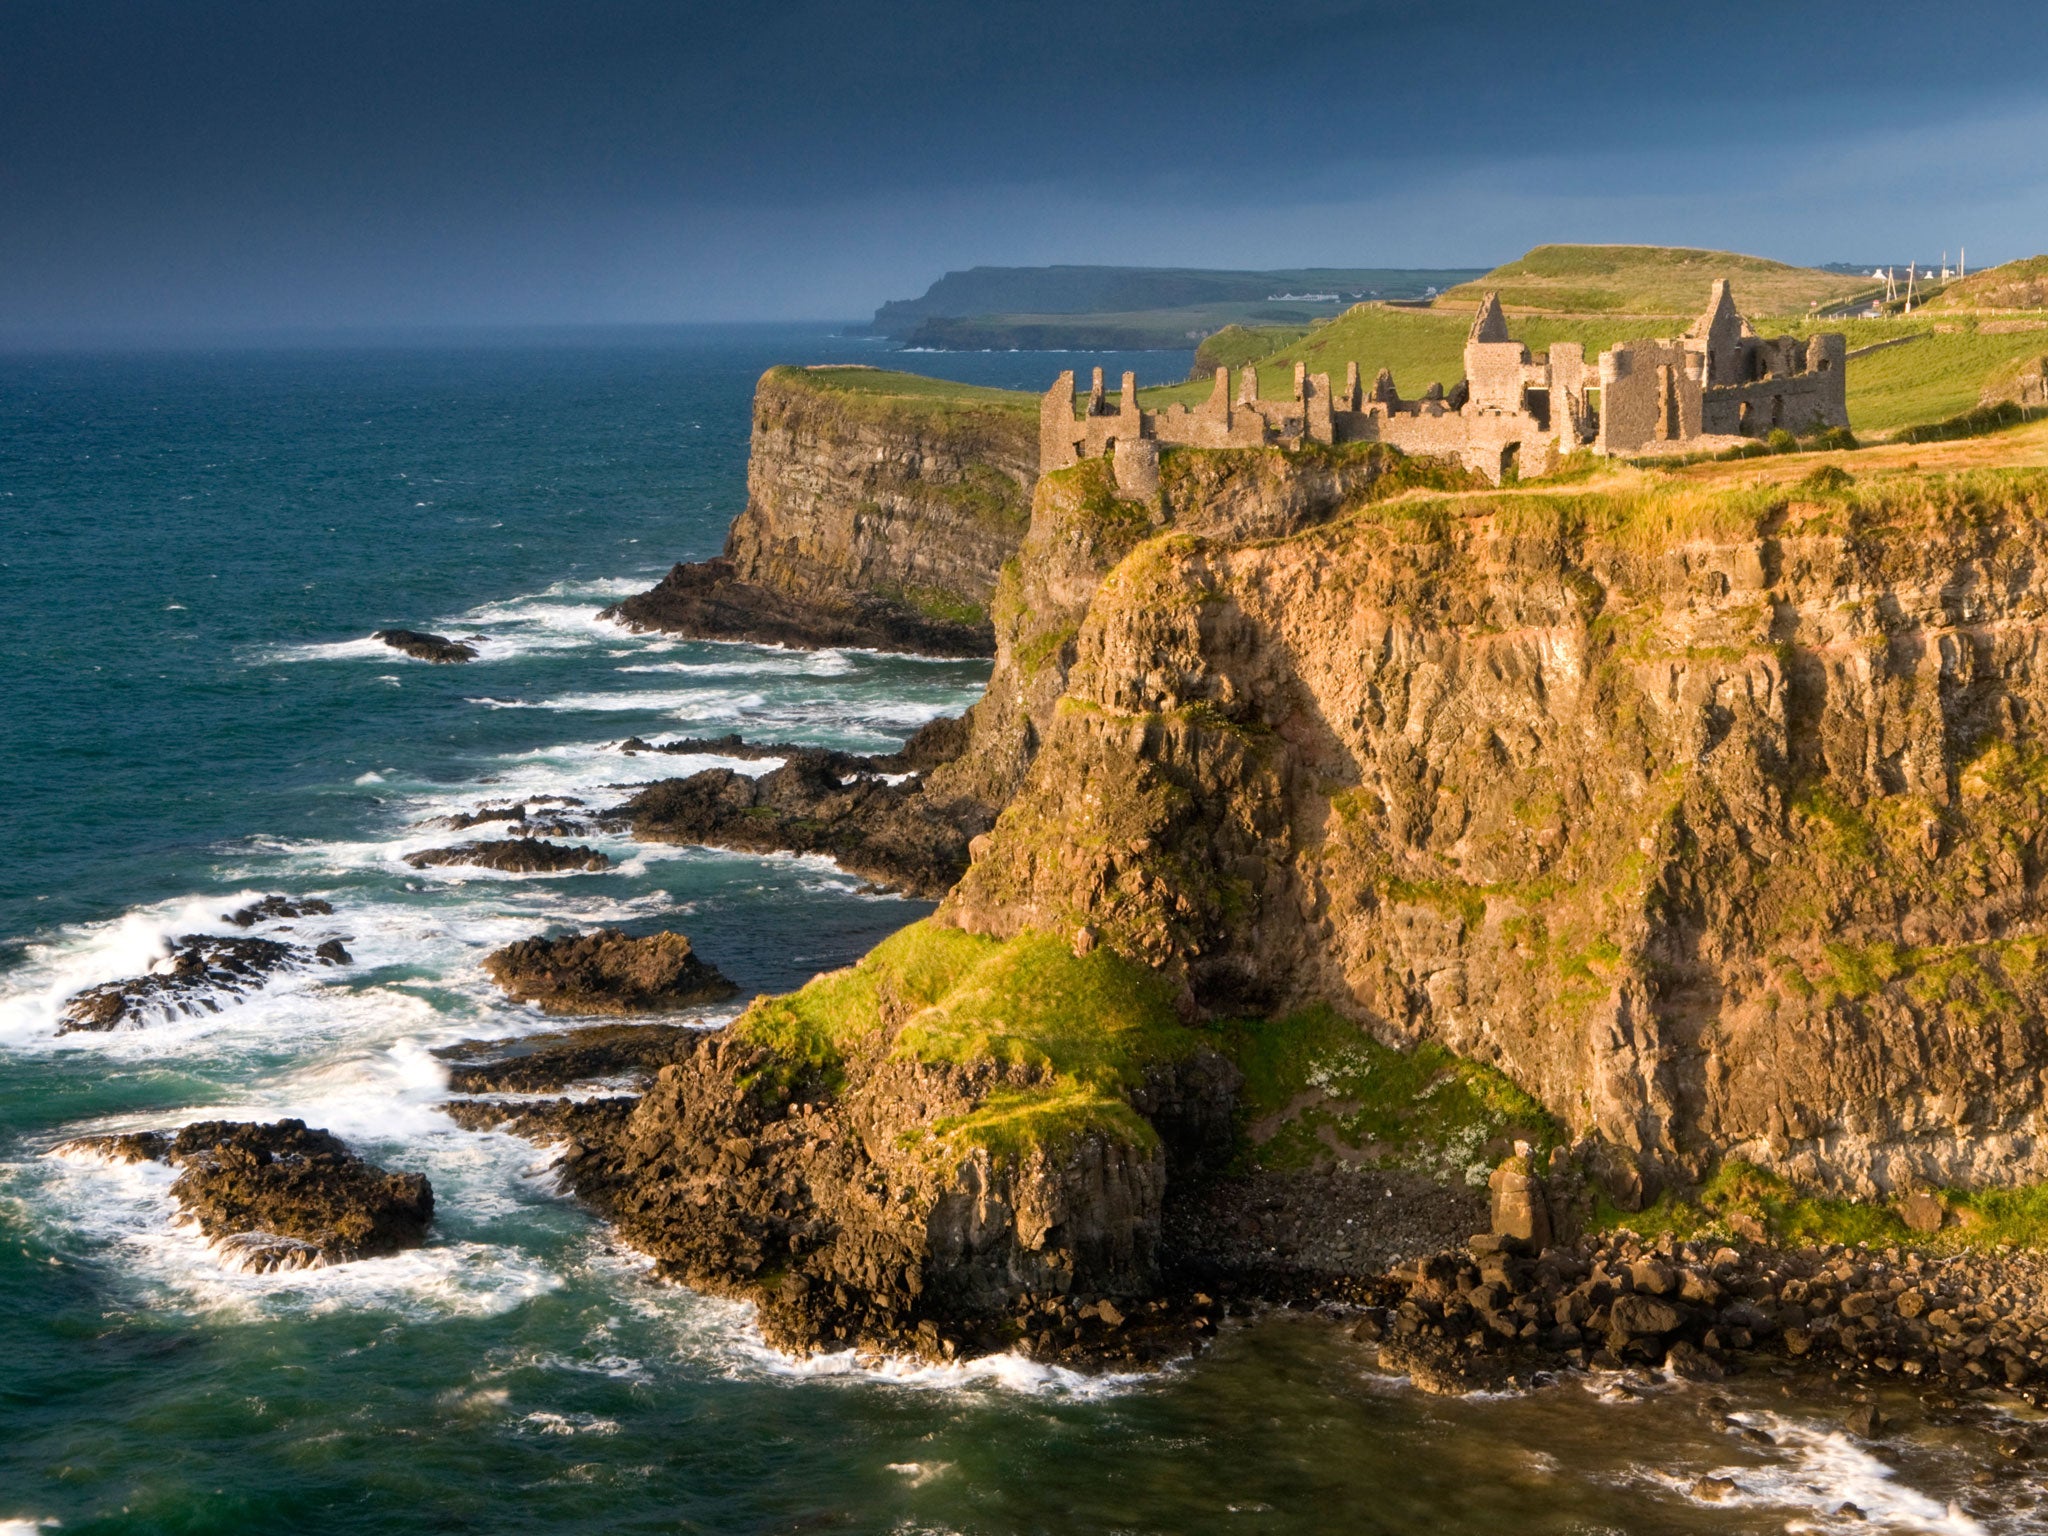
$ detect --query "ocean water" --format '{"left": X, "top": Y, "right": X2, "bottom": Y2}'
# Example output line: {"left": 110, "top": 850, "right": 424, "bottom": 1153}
{"left": 0, "top": 327, "right": 2032, "bottom": 1534}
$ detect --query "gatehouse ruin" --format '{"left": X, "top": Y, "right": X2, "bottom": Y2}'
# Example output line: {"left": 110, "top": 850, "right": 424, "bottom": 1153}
{"left": 1040, "top": 281, "right": 1849, "bottom": 488}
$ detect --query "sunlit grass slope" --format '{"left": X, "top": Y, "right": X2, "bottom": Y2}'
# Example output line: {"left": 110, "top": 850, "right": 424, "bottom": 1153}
{"left": 1437, "top": 243, "right": 1872, "bottom": 317}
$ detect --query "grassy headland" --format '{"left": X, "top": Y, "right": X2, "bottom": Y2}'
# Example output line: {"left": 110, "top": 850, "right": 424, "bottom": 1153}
{"left": 1435, "top": 242, "right": 1874, "bottom": 316}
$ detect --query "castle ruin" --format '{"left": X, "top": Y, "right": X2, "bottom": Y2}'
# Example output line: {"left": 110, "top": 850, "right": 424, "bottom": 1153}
{"left": 1040, "top": 281, "right": 1849, "bottom": 488}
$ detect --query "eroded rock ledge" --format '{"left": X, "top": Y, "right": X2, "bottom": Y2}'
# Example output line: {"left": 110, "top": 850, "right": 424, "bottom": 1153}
{"left": 602, "top": 559, "right": 995, "bottom": 657}
{"left": 613, "top": 749, "right": 987, "bottom": 899}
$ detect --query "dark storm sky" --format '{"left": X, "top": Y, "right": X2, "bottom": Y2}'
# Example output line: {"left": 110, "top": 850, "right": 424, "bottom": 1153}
{"left": 4, "top": 0, "right": 2045, "bottom": 335}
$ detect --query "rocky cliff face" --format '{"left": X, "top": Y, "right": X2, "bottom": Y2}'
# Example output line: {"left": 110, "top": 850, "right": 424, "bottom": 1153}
{"left": 604, "top": 368, "right": 1037, "bottom": 656}
{"left": 943, "top": 457, "right": 2048, "bottom": 1200}
{"left": 926, "top": 444, "right": 1470, "bottom": 807}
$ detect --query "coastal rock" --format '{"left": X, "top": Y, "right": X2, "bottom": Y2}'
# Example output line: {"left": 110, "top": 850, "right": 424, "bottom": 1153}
{"left": 56, "top": 1119, "right": 432, "bottom": 1270}
{"left": 613, "top": 750, "right": 986, "bottom": 899}
{"left": 432, "top": 797, "right": 590, "bottom": 836}
{"left": 403, "top": 837, "right": 611, "bottom": 873}
{"left": 445, "top": 1012, "right": 1235, "bottom": 1366}
{"left": 599, "top": 367, "right": 1037, "bottom": 657}
{"left": 618, "top": 712, "right": 968, "bottom": 777}
{"left": 57, "top": 932, "right": 350, "bottom": 1033}
{"left": 480, "top": 929, "right": 736, "bottom": 1015}
{"left": 371, "top": 628, "right": 479, "bottom": 663}
{"left": 437, "top": 1022, "right": 702, "bottom": 1094}
{"left": 223, "top": 894, "right": 334, "bottom": 927}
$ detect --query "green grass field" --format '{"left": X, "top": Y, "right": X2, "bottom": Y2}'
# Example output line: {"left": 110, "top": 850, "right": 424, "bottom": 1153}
{"left": 1436, "top": 243, "right": 1873, "bottom": 317}
{"left": 1191, "top": 323, "right": 1309, "bottom": 373}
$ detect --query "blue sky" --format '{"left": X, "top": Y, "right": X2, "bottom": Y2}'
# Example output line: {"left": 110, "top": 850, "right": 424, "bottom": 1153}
{"left": 3, "top": 0, "right": 2043, "bottom": 334}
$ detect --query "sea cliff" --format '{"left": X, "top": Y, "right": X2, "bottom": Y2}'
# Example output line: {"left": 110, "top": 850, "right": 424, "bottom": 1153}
{"left": 603, "top": 367, "right": 1037, "bottom": 655}
{"left": 548, "top": 391, "right": 2048, "bottom": 1390}
{"left": 943, "top": 452, "right": 2048, "bottom": 1201}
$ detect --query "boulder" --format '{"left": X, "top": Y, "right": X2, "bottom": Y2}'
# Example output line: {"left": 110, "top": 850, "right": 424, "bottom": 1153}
{"left": 481, "top": 929, "right": 736, "bottom": 1016}
{"left": 1898, "top": 1190, "right": 1947, "bottom": 1234}
{"left": 1608, "top": 1293, "right": 1684, "bottom": 1338}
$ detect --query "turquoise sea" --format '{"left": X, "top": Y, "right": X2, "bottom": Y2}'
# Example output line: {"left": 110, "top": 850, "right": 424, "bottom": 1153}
{"left": 0, "top": 328, "right": 2029, "bottom": 1534}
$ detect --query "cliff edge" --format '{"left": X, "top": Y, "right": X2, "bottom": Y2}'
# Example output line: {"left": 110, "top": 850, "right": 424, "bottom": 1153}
{"left": 603, "top": 367, "right": 1038, "bottom": 656}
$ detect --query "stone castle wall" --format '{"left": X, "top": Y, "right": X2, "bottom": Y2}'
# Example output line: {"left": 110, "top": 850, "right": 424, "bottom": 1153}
{"left": 1041, "top": 282, "right": 1850, "bottom": 485}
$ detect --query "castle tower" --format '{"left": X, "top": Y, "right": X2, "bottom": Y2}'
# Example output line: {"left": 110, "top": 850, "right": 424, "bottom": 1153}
{"left": 1463, "top": 290, "right": 1531, "bottom": 412}
{"left": 1688, "top": 280, "right": 1747, "bottom": 387}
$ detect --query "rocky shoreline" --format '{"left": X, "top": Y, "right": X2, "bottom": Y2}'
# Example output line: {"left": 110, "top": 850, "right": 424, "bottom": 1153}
{"left": 601, "top": 558, "right": 995, "bottom": 657}
{"left": 1364, "top": 1226, "right": 2048, "bottom": 1409}
{"left": 612, "top": 749, "right": 986, "bottom": 899}
{"left": 431, "top": 1008, "right": 2048, "bottom": 1408}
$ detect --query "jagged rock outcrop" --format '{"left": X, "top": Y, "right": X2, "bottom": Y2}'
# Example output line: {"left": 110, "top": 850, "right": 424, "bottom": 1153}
{"left": 941, "top": 456, "right": 2048, "bottom": 1198}
{"left": 602, "top": 368, "right": 1037, "bottom": 656}
{"left": 926, "top": 444, "right": 1470, "bottom": 808}
{"left": 482, "top": 929, "right": 736, "bottom": 1015}
{"left": 59, "top": 931, "right": 351, "bottom": 1032}
{"left": 57, "top": 1119, "right": 432, "bottom": 1271}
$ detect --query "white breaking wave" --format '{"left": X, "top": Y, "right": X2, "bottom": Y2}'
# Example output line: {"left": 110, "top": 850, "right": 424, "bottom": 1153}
{"left": 1654, "top": 1409, "right": 1989, "bottom": 1534}
{"left": 618, "top": 649, "right": 855, "bottom": 679}
{"left": 588, "top": 1246, "right": 1155, "bottom": 1401}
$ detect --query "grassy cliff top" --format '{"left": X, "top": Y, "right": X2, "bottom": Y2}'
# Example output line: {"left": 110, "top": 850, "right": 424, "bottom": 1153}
{"left": 771, "top": 365, "right": 1039, "bottom": 420}
{"left": 1437, "top": 244, "right": 1872, "bottom": 318}
{"left": 1924, "top": 255, "right": 2048, "bottom": 312}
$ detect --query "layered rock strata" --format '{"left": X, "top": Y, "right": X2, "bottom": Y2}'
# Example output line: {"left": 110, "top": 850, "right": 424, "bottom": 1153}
{"left": 941, "top": 458, "right": 2048, "bottom": 1198}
